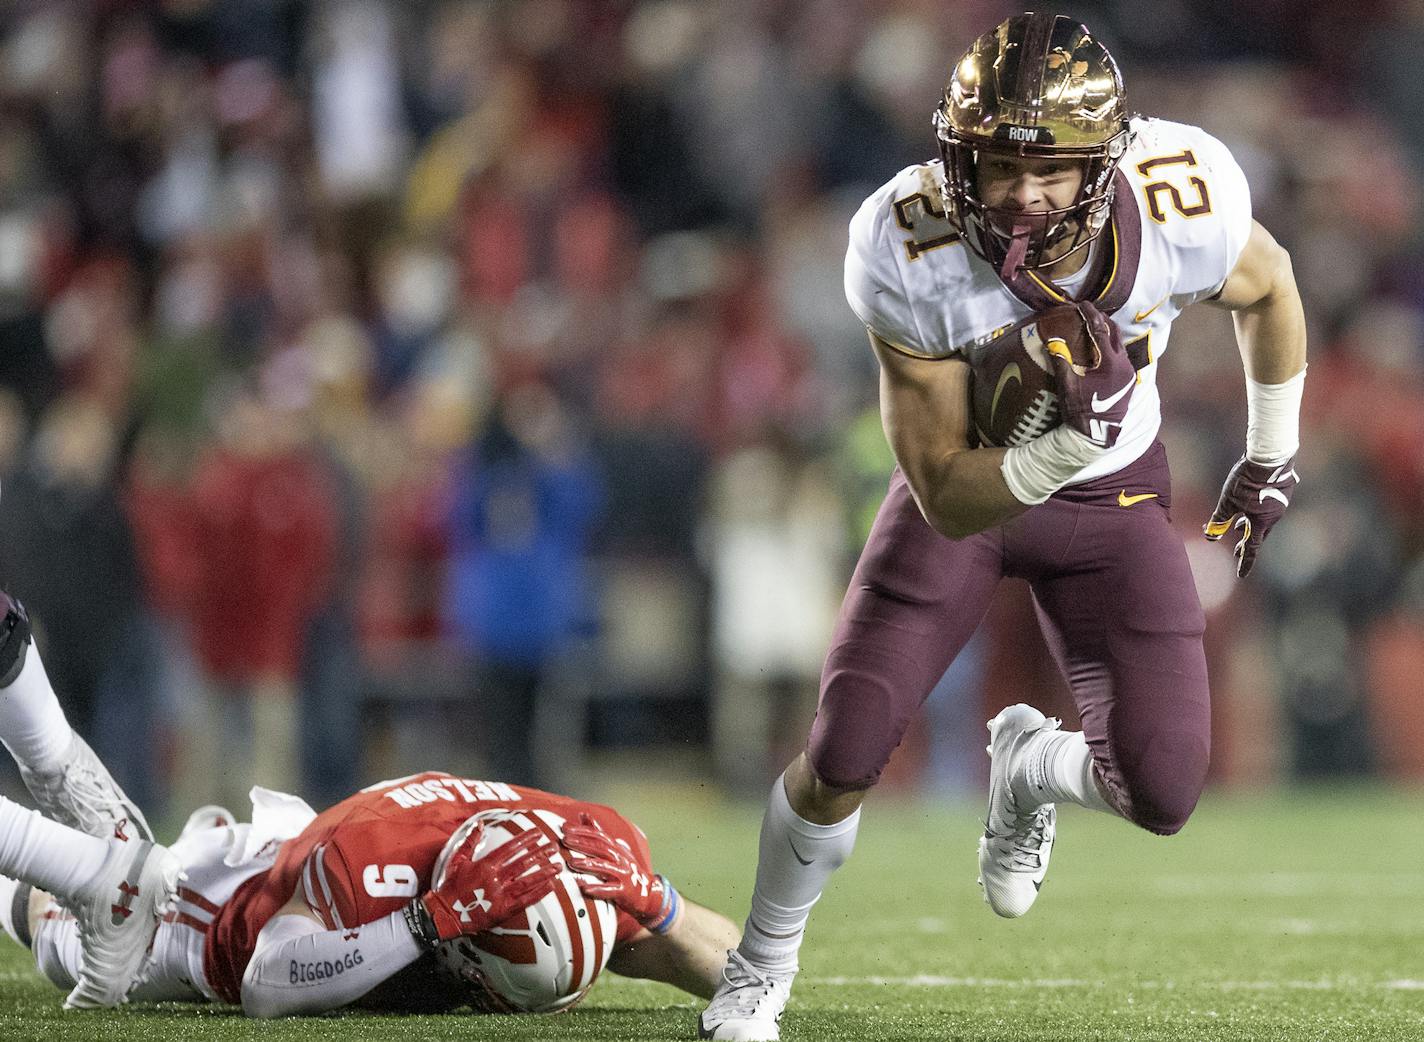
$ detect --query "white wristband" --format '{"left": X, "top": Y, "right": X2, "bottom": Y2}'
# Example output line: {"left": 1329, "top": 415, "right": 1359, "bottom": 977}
{"left": 1000, "top": 426, "right": 1104, "bottom": 505}
{"left": 1245, "top": 368, "right": 1305, "bottom": 464}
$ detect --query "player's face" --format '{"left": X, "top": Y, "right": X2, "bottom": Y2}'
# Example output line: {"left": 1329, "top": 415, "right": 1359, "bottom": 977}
{"left": 975, "top": 152, "right": 1087, "bottom": 242}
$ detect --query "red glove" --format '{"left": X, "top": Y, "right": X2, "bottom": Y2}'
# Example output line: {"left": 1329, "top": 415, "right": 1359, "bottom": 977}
{"left": 564, "top": 814, "right": 679, "bottom": 932}
{"left": 407, "top": 828, "right": 560, "bottom": 946}
{"left": 1203, "top": 454, "right": 1300, "bottom": 578}
{"left": 1043, "top": 301, "right": 1136, "bottom": 449}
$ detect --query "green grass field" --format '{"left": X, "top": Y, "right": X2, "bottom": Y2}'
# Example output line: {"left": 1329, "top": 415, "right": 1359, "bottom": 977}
{"left": 0, "top": 783, "right": 1420, "bottom": 1041}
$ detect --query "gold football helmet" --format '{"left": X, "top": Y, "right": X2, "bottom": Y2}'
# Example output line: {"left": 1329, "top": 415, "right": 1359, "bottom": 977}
{"left": 933, "top": 13, "right": 1132, "bottom": 274}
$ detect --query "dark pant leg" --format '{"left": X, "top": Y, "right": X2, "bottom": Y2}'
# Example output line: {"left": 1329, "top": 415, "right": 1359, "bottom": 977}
{"left": 807, "top": 472, "right": 1004, "bottom": 789}
{"left": 1023, "top": 498, "right": 1210, "bottom": 835}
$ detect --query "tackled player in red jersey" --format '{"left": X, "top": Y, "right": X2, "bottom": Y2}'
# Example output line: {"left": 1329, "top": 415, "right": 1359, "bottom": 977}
{"left": 0, "top": 771, "right": 740, "bottom": 1017}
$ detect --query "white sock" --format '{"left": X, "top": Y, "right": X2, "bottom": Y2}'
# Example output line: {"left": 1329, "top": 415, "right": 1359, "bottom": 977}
{"left": 0, "top": 797, "right": 110, "bottom": 898}
{"left": 738, "top": 772, "right": 860, "bottom": 974}
{"left": 0, "top": 874, "right": 31, "bottom": 947}
{"left": 1013, "top": 730, "right": 1118, "bottom": 816}
{"left": 0, "top": 645, "right": 74, "bottom": 774}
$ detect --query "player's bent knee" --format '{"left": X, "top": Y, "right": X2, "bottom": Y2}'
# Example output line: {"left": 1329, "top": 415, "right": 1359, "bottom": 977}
{"left": 1126, "top": 798, "right": 1195, "bottom": 837}
{"left": 804, "top": 735, "right": 883, "bottom": 793}
{"left": 1111, "top": 729, "right": 1209, "bottom": 837}
{"left": 806, "top": 676, "right": 912, "bottom": 792}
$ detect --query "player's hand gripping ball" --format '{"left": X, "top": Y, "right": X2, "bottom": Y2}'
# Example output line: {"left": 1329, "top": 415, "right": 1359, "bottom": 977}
{"left": 970, "top": 301, "right": 1135, "bottom": 449}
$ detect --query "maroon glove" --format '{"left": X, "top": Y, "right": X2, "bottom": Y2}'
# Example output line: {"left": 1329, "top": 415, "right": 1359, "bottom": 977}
{"left": 1203, "top": 454, "right": 1300, "bottom": 578}
{"left": 1042, "top": 301, "right": 1136, "bottom": 449}
{"left": 407, "top": 828, "right": 560, "bottom": 945}
{"left": 564, "top": 814, "right": 678, "bottom": 932}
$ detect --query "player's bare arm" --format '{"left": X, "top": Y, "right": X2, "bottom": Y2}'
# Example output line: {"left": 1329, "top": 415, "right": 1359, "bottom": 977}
{"left": 870, "top": 332, "right": 1025, "bottom": 539}
{"left": 1201, "top": 219, "right": 1307, "bottom": 576}
{"left": 1209, "top": 220, "right": 1307, "bottom": 380}
{"left": 605, "top": 896, "right": 742, "bottom": 999}
{"left": 563, "top": 813, "right": 739, "bottom": 999}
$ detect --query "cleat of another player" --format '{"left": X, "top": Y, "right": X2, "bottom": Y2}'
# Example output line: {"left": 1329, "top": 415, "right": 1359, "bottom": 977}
{"left": 19, "top": 732, "right": 154, "bottom": 843}
{"left": 178, "top": 804, "right": 235, "bottom": 840}
{"left": 63, "top": 837, "right": 181, "bottom": 1009}
{"left": 978, "top": 704, "right": 1059, "bottom": 919}
{"left": 697, "top": 949, "right": 794, "bottom": 1041}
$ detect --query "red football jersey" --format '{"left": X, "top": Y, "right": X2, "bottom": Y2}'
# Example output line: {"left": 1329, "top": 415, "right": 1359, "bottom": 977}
{"left": 204, "top": 772, "right": 653, "bottom": 1005}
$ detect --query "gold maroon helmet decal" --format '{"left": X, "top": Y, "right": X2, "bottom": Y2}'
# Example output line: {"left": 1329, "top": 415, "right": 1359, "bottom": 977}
{"left": 933, "top": 12, "right": 1133, "bottom": 275}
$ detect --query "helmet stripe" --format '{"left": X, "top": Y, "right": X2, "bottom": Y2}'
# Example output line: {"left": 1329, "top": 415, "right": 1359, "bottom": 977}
{"left": 516, "top": 812, "right": 592, "bottom": 994}
{"left": 1016, "top": 13, "right": 1055, "bottom": 117}
{"left": 557, "top": 870, "right": 591, "bottom": 991}
{"left": 584, "top": 873, "right": 606, "bottom": 985}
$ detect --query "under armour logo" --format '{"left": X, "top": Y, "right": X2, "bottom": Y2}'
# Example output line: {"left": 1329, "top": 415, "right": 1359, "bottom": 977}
{"left": 454, "top": 889, "right": 492, "bottom": 922}
{"left": 111, "top": 881, "right": 139, "bottom": 924}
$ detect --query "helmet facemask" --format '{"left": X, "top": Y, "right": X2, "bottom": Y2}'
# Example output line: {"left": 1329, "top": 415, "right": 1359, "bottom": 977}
{"left": 935, "top": 110, "right": 1129, "bottom": 279}
{"left": 934, "top": 14, "right": 1133, "bottom": 280}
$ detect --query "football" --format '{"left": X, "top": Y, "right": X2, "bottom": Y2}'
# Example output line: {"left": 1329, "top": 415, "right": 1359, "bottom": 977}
{"left": 968, "top": 303, "right": 1101, "bottom": 447}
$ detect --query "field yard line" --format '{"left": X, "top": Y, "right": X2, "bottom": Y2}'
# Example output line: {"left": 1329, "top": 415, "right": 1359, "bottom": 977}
{"left": 807, "top": 976, "right": 1424, "bottom": 992}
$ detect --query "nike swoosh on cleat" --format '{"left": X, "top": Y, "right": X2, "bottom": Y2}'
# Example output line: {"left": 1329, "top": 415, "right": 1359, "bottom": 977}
{"left": 1090, "top": 378, "right": 1134, "bottom": 413}
{"left": 788, "top": 838, "right": 814, "bottom": 866}
{"left": 1117, "top": 490, "right": 1158, "bottom": 508}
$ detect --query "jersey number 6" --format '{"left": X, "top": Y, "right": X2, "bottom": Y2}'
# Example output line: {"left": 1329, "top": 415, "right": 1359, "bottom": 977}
{"left": 363, "top": 863, "right": 420, "bottom": 898}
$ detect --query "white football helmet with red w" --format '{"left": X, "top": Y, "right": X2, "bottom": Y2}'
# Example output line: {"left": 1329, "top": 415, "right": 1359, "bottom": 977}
{"left": 432, "top": 809, "right": 617, "bottom": 1013}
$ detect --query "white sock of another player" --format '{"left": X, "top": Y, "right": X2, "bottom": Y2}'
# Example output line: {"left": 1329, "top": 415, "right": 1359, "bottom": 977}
{"left": 0, "top": 874, "right": 30, "bottom": 947}
{"left": 737, "top": 772, "right": 860, "bottom": 975}
{"left": 1013, "top": 729, "right": 1118, "bottom": 815}
{"left": 0, "top": 645, "right": 74, "bottom": 775}
{"left": 0, "top": 798, "right": 110, "bottom": 898}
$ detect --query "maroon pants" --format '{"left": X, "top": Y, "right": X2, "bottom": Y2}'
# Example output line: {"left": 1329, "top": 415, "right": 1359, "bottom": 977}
{"left": 807, "top": 442, "right": 1209, "bottom": 835}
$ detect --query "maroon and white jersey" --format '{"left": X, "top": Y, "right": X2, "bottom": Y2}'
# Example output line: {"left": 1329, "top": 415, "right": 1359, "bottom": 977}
{"left": 203, "top": 772, "right": 652, "bottom": 1005}
{"left": 844, "top": 117, "right": 1254, "bottom": 482}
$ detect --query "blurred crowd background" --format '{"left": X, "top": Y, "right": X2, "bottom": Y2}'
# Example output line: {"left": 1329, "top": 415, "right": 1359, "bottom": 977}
{"left": 0, "top": 0, "right": 1421, "bottom": 818}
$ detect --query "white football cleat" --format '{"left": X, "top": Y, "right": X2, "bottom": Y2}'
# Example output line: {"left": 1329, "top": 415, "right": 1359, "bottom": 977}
{"left": 19, "top": 731, "right": 153, "bottom": 843}
{"left": 698, "top": 949, "right": 794, "bottom": 1041}
{"left": 63, "top": 837, "right": 181, "bottom": 1009}
{"left": 978, "top": 704, "right": 1058, "bottom": 919}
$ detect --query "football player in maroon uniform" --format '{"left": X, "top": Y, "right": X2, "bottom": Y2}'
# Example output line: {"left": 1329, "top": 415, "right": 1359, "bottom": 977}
{"left": 0, "top": 772, "right": 739, "bottom": 1016}
{"left": 700, "top": 14, "right": 1306, "bottom": 1040}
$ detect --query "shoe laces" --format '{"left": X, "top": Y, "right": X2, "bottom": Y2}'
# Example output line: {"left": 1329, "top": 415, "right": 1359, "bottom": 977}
{"left": 995, "top": 807, "right": 1054, "bottom": 873}
{"left": 707, "top": 950, "right": 789, "bottom": 1021}
{"left": 48, "top": 762, "right": 131, "bottom": 825}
